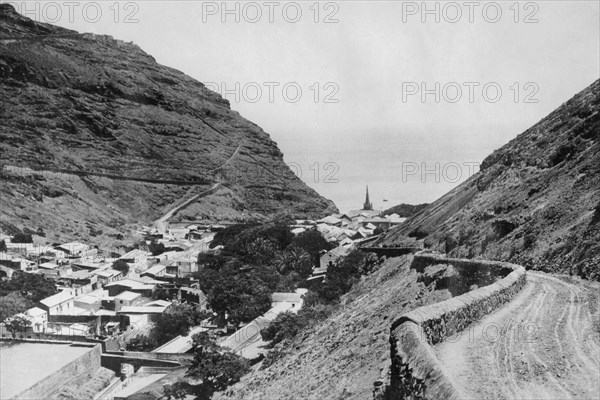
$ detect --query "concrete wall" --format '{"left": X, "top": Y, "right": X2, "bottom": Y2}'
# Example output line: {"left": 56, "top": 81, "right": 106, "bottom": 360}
{"left": 14, "top": 343, "right": 101, "bottom": 399}
{"left": 101, "top": 354, "right": 180, "bottom": 374}
{"left": 374, "top": 254, "right": 526, "bottom": 399}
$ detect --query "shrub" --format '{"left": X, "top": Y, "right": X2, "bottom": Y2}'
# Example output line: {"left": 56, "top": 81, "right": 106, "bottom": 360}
{"left": 523, "top": 233, "right": 536, "bottom": 249}
{"left": 12, "top": 232, "right": 33, "bottom": 243}
{"left": 408, "top": 227, "right": 428, "bottom": 240}
{"left": 444, "top": 235, "right": 458, "bottom": 253}
{"left": 111, "top": 259, "right": 130, "bottom": 275}
{"left": 126, "top": 335, "right": 157, "bottom": 351}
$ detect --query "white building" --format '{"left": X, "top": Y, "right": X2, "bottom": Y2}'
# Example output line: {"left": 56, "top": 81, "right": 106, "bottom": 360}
{"left": 38, "top": 291, "right": 75, "bottom": 316}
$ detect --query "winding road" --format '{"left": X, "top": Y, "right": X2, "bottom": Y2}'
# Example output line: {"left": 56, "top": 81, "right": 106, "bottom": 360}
{"left": 436, "top": 271, "right": 600, "bottom": 400}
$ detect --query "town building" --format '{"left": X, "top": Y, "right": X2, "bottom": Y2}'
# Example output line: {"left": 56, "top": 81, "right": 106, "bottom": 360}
{"left": 114, "top": 291, "right": 142, "bottom": 312}
{"left": 38, "top": 291, "right": 75, "bottom": 316}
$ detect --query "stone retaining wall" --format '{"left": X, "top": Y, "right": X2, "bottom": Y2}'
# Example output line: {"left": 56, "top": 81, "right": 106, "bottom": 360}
{"left": 15, "top": 343, "right": 102, "bottom": 399}
{"left": 374, "top": 254, "right": 527, "bottom": 399}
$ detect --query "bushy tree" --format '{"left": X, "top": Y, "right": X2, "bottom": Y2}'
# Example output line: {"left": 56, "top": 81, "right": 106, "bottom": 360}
{"left": 260, "top": 305, "right": 334, "bottom": 347}
{"left": 111, "top": 259, "right": 130, "bottom": 276}
{"left": 206, "top": 265, "right": 272, "bottom": 327}
{"left": 12, "top": 232, "right": 33, "bottom": 243}
{"left": 154, "top": 303, "right": 210, "bottom": 345}
{"left": 244, "top": 237, "right": 278, "bottom": 266}
{"left": 162, "top": 381, "right": 190, "bottom": 400}
{"left": 187, "top": 332, "right": 250, "bottom": 400}
{"left": 274, "top": 246, "right": 312, "bottom": 278}
{"left": 149, "top": 240, "right": 166, "bottom": 256}
{"left": 291, "top": 228, "right": 331, "bottom": 266}
{"left": 260, "top": 311, "right": 304, "bottom": 346}
{"left": 0, "top": 292, "right": 33, "bottom": 321}
{"left": 4, "top": 314, "right": 31, "bottom": 338}
{"left": 126, "top": 334, "right": 157, "bottom": 352}
{"left": 0, "top": 240, "right": 6, "bottom": 252}
{"left": 0, "top": 271, "right": 58, "bottom": 302}
{"left": 314, "top": 250, "right": 377, "bottom": 303}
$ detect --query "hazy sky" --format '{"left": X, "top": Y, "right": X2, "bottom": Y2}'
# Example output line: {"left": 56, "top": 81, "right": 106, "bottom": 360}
{"left": 7, "top": 0, "right": 599, "bottom": 211}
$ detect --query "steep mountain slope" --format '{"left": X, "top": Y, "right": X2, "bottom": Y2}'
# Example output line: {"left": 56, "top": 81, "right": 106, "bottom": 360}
{"left": 0, "top": 4, "right": 336, "bottom": 243}
{"left": 378, "top": 79, "right": 600, "bottom": 280}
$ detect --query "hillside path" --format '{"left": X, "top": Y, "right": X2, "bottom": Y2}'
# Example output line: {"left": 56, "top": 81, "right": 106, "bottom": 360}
{"left": 436, "top": 271, "right": 600, "bottom": 400}
{"left": 155, "top": 182, "right": 221, "bottom": 232}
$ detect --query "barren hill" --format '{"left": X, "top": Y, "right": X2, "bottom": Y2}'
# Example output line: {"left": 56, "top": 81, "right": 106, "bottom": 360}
{"left": 379, "top": 80, "right": 600, "bottom": 280}
{"left": 0, "top": 4, "right": 336, "bottom": 243}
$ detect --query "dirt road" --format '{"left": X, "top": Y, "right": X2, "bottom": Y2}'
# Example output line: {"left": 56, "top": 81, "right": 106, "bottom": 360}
{"left": 436, "top": 271, "right": 600, "bottom": 400}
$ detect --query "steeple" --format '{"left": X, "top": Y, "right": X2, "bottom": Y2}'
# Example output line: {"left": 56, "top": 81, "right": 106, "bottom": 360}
{"left": 363, "top": 185, "right": 373, "bottom": 210}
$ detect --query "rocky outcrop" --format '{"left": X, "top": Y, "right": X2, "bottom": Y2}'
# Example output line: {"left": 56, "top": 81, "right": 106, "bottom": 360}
{"left": 0, "top": 4, "right": 336, "bottom": 243}
{"left": 374, "top": 254, "right": 526, "bottom": 399}
{"left": 378, "top": 80, "right": 600, "bottom": 280}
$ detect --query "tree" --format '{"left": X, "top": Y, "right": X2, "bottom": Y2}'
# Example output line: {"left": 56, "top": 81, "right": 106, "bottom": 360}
{"left": 187, "top": 332, "right": 250, "bottom": 400}
{"left": 149, "top": 240, "right": 165, "bottom": 256}
{"left": 244, "top": 237, "right": 278, "bottom": 266}
{"left": 0, "top": 292, "right": 33, "bottom": 321}
{"left": 206, "top": 265, "right": 272, "bottom": 327}
{"left": 111, "top": 259, "right": 130, "bottom": 276}
{"left": 4, "top": 314, "right": 32, "bottom": 338}
{"left": 0, "top": 240, "right": 6, "bottom": 252}
{"left": 12, "top": 232, "right": 33, "bottom": 243}
{"left": 260, "top": 311, "right": 304, "bottom": 346}
{"left": 274, "top": 246, "right": 312, "bottom": 278}
{"left": 291, "top": 228, "right": 331, "bottom": 266}
{"left": 126, "top": 335, "right": 157, "bottom": 352}
{"left": 154, "top": 303, "right": 210, "bottom": 345}
{"left": 314, "top": 250, "right": 376, "bottom": 303}
{"left": 162, "top": 381, "right": 190, "bottom": 400}
{"left": 0, "top": 271, "right": 58, "bottom": 302}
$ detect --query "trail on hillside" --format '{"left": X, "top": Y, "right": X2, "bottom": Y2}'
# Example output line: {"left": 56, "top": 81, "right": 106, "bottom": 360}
{"left": 436, "top": 272, "right": 600, "bottom": 400}
{"left": 155, "top": 183, "right": 221, "bottom": 232}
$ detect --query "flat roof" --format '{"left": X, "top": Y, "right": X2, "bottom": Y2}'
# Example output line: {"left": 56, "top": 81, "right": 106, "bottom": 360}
{"left": 39, "top": 291, "right": 74, "bottom": 307}
{"left": 115, "top": 291, "right": 141, "bottom": 301}
{"left": 0, "top": 342, "right": 96, "bottom": 399}
{"left": 118, "top": 306, "right": 168, "bottom": 314}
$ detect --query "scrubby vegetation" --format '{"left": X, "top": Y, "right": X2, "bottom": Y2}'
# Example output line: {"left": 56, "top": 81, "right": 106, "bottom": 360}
{"left": 259, "top": 249, "right": 380, "bottom": 357}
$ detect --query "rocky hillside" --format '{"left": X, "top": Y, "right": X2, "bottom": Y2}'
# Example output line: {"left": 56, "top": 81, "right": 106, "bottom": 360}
{"left": 382, "top": 203, "right": 429, "bottom": 218}
{"left": 0, "top": 4, "right": 336, "bottom": 243}
{"left": 378, "top": 79, "right": 600, "bottom": 280}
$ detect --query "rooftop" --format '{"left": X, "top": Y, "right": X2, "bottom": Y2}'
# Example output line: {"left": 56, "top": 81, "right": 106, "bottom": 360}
{"left": 93, "top": 268, "right": 122, "bottom": 278}
{"left": 105, "top": 279, "right": 155, "bottom": 291}
{"left": 115, "top": 291, "right": 142, "bottom": 301}
{"left": 118, "top": 306, "right": 168, "bottom": 314}
{"left": 39, "top": 291, "right": 74, "bottom": 307}
{"left": 119, "top": 249, "right": 148, "bottom": 260}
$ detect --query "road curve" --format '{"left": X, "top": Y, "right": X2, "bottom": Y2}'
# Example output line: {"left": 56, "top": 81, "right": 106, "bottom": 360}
{"left": 436, "top": 271, "right": 600, "bottom": 400}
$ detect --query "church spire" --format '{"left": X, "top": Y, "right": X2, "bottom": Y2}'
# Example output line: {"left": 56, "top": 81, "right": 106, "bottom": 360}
{"left": 363, "top": 185, "right": 373, "bottom": 210}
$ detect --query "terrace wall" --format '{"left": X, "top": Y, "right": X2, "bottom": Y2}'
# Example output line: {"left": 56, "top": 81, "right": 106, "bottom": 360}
{"left": 374, "top": 254, "right": 527, "bottom": 399}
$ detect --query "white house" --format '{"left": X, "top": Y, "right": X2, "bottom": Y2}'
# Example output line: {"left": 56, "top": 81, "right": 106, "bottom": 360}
{"left": 25, "top": 307, "right": 48, "bottom": 332}
{"left": 38, "top": 291, "right": 75, "bottom": 315}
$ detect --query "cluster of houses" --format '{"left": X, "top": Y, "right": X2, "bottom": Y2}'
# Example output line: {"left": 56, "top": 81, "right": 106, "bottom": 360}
{"left": 297, "top": 188, "right": 407, "bottom": 284}
{"left": 0, "top": 226, "right": 218, "bottom": 339}
{"left": 0, "top": 188, "right": 407, "bottom": 349}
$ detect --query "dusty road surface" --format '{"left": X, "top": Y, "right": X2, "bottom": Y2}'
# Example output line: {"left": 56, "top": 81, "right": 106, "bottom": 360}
{"left": 436, "top": 272, "right": 600, "bottom": 400}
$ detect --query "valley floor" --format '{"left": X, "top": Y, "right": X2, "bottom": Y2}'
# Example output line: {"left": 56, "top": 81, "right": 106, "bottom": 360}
{"left": 436, "top": 272, "right": 600, "bottom": 400}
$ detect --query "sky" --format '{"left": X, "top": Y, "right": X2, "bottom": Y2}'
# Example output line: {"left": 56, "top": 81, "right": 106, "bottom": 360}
{"left": 5, "top": 0, "right": 599, "bottom": 212}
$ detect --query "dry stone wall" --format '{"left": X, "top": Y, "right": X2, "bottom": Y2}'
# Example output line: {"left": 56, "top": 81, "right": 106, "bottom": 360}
{"left": 374, "top": 254, "right": 526, "bottom": 399}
